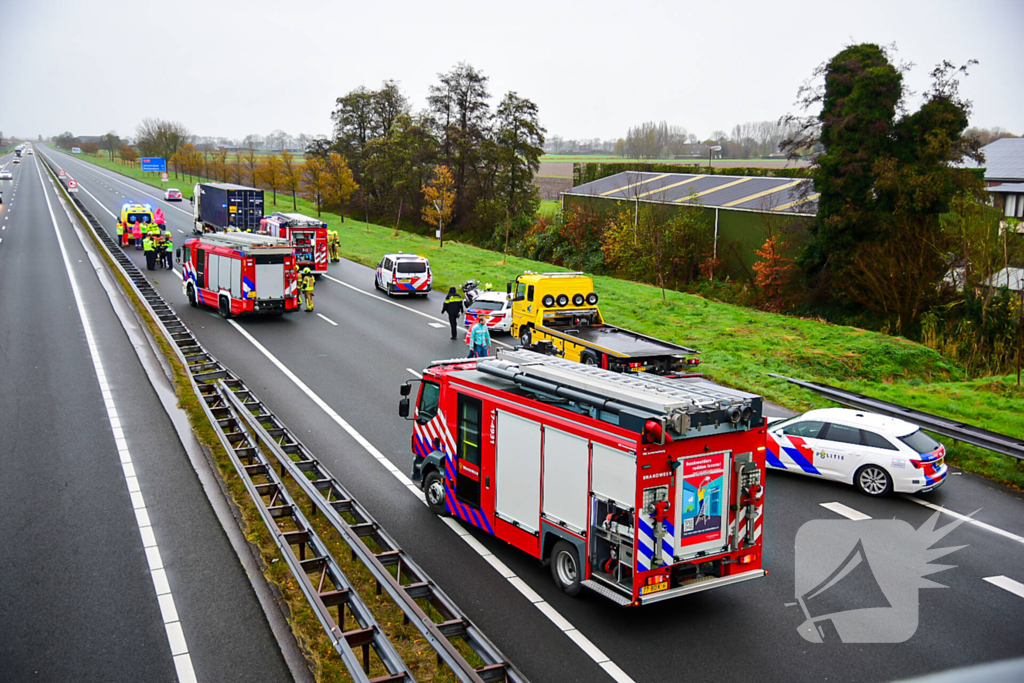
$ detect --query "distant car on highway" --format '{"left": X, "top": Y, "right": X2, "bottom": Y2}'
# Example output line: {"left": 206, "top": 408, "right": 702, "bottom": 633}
{"left": 164, "top": 188, "right": 183, "bottom": 201}
{"left": 766, "top": 408, "right": 947, "bottom": 496}
{"left": 12, "top": 158, "right": 20, "bottom": 165}
{"left": 464, "top": 291, "right": 512, "bottom": 333}
{"left": 0, "top": 170, "right": 12, "bottom": 180}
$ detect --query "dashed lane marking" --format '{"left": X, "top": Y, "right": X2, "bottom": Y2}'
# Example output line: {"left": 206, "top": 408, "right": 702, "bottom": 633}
{"left": 406, "top": 368, "right": 422, "bottom": 378}
{"left": 903, "top": 495, "right": 1024, "bottom": 546}
{"left": 820, "top": 502, "right": 871, "bottom": 521}
{"left": 225, "top": 318, "right": 635, "bottom": 683}
{"left": 37, "top": 159, "right": 198, "bottom": 683}
{"left": 984, "top": 576, "right": 1024, "bottom": 600}
{"left": 428, "top": 322, "right": 447, "bottom": 329}
{"left": 316, "top": 313, "right": 338, "bottom": 326}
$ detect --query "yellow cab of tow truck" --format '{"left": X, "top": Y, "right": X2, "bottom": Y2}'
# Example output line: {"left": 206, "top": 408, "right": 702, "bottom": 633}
{"left": 120, "top": 202, "right": 155, "bottom": 228}
{"left": 509, "top": 271, "right": 602, "bottom": 360}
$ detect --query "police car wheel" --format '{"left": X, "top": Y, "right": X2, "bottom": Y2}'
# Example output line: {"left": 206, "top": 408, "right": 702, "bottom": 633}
{"left": 187, "top": 284, "right": 198, "bottom": 308}
{"left": 423, "top": 471, "right": 447, "bottom": 516}
{"left": 855, "top": 465, "right": 892, "bottom": 496}
{"left": 550, "top": 541, "right": 582, "bottom": 596}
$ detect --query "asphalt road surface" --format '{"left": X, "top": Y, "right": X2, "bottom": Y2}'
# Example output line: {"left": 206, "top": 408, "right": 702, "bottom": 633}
{"left": 31, "top": 146, "right": 1024, "bottom": 682}
{"left": 0, "top": 151, "right": 296, "bottom": 682}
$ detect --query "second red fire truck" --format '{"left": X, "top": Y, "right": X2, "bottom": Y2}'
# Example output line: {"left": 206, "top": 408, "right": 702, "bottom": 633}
{"left": 400, "top": 349, "right": 767, "bottom": 605}
{"left": 179, "top": 232, "right": 301, "bottom": 317}
{"left": 259, "top": 212, "right": 329, "bottom": 276}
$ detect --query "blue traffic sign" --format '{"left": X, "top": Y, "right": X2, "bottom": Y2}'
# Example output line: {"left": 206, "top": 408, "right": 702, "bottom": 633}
{"left": 141, "top": 157, "right": 167, "bottom": 172}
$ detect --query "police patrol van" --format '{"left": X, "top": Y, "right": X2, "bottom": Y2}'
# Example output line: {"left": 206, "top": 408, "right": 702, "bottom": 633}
{"left": 374, "top": 252, "right": 432, "bottom": 296}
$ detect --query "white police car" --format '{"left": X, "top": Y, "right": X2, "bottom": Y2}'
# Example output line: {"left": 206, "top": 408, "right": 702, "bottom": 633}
{"left": 374, "top": 253, "right": 432, "bottom": 296}
{"left": 464, "top": 291, "right": 512, "bottom": 333}
{"left": 767, "top": 408, "right": 947, "bottom": 496}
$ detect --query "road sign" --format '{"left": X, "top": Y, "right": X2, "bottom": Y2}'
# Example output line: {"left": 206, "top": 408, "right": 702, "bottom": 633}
{"left": 161, "top": 172, "right": 169, "bottom": 181}
{"left": 67, "top": 179, "right": 78, "bottom": 193}
{"left": 58, "top": 169, "right": 66, "bottom": 178}
{"left": 141, "top": 157, "right": 167, "bottom": 173}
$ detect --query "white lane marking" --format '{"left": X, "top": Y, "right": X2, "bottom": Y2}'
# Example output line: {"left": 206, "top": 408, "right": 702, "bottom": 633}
{"left": 323, "top": 274, "right": 513, "bottom": 348}
{"left": 428, "top": 322, "right": 447, "bottom": 329}
{"left": 903, "top": 495, "right": 1024, "bottom": 545}
{"left": 225, "top": 318, "right": 633, "bottom": 682}
{"left": 984, "top": 575, "right": 1024, "bottom": 599}
{"left": 820, "top": 502, "right": 871, "bottom": 521}
{"left": 406, "top": 368, "right": 422, "bottom": 378}
{"left": 36, "top": 160, "right": 198, "bottom": 683}
{"left": 316, "top": 313, "right": 338, "bottom": 326}
{"left": 178, "top": 229, "right": 185, "bottom": 234}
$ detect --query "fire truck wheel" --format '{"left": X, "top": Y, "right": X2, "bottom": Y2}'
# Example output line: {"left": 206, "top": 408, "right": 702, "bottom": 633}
{"left": 423, "top": 471, "right": 448, "bottom": 516}
{"left": 519, "top": 328, "right": 532, "bottom": 347}
{"left": 855, "top": 464, "right": 892, "bottom": 496}
{"left": 187, "top": 284, "right": 198, "bottom": 308}
{"left": 550, "top": 541, "right": 582, "bottom": 596}
{"left": 218, "top": 296, "right": 233, "bottom": 319}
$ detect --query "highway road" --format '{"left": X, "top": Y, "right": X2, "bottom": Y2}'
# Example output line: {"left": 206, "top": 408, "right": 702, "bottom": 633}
{"left": 27, "top": 145, "right": 1024, "bottom": 681}
{"left": 0, "top": 151, "right": 300, "bottom": 683}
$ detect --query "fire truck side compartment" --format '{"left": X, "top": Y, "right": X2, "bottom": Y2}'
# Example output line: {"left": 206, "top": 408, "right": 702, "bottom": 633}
{"left": 541, "top": 428, "right": 589, "bottom": 534}
{"left": 494, "top": 411, "right": 542, "bottom": 534}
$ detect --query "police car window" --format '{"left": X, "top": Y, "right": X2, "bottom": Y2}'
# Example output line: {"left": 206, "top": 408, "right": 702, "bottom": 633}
{"left": 469, "top": 301, "right": 503, "bottom": 311}
{"left": 822, "top": 423, "right": 861, "bottom": 445}
{"left": 899, "top": 429, "right": 941, "bottom": 454}
{"left": 383, "top": 258, "right": 392, "bottom": 270}
{"left": 416, "top": 381, "right": 440, "bottom": 423}
{"left": 861, "top": 429, "right": 898, "bottom": 450}
{"left": 782, "top": 420, "right": 825, "bottom": 439}
{"left": 397, "top": 261, "right": 427, "bottom": 273}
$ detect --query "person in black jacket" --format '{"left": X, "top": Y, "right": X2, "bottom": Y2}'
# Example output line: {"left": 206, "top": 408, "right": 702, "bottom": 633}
{"left": 441, "top": 287, "right": 464, "bottom": 340}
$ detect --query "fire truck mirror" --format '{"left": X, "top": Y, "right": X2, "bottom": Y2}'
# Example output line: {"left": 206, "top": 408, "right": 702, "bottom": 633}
{"left": 175, "top": 248, "right": 181, "bottom": 261}
{"left": 400, "top": 382, "right": 413, "bottom": 396}
{"left": 398, "top": 398, "right": 411, "bottom": 419}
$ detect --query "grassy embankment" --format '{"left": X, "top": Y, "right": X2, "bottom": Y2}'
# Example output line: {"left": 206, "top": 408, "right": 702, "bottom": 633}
{"left": 72, "top": 149, "right": 1024, "bottom": 490}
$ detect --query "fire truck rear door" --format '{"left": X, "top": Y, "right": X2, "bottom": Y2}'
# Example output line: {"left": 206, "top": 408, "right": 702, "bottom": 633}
{"left": 455, "top": 394, "right": 484, "bottom": 509}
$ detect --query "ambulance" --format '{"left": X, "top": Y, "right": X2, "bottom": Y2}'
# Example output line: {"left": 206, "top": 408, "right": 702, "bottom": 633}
{"left": 179, "top": 232, "right": 301, "bottom": 317}
{"left": 120, "top": 202, "right": 155, "bottom": 228}
{"left": 374, "top": 252, "right": 432, "bottom": 296}
{"left": 400, "top": 349, "right": 767, "bottom": 605}
{"left": 259, "top": 212, "right": 329, "bottom": 276}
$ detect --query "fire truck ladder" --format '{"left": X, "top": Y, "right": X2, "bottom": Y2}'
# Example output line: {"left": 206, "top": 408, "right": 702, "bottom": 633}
{"left": 42, "top": 153, "right": 527, "bottom": 683}
{"left": 486, "top": 349, "right": 752, "bottom": 416}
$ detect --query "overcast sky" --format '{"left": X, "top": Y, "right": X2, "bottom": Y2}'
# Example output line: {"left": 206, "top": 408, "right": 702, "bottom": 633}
{"left": 3, "top": 0, "right": 1022, "bottom": 144}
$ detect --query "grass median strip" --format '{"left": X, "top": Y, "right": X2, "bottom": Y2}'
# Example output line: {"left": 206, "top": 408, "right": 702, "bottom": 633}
{"left": 68, "top": 149, "right": 1024, "bottom": 491}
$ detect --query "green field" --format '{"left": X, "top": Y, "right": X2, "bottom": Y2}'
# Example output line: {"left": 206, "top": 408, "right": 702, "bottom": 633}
{"left": 65, "top": 147, "right": 1024, "bottom": 490}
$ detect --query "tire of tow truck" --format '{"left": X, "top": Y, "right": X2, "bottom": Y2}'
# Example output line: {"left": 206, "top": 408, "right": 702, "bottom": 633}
{"left": 218, "top": 296, "right": 233, "bottom": 319}
{"left": 581, "top": 351, "right": 599, "bottom": 366}
{"left": 855, "top": 464, "right": 892, "bottom": 497}
{"left": 519, "top": 327, "right": 532, "bottom": 347}
{"left": 550, "top": 541, "right": 582, "bottom": 596}
{"left": 187, "top": 284, "right": 198, "bottom": 308}
{"left": 423, "top": 471, "right": 448, "bottom": 516}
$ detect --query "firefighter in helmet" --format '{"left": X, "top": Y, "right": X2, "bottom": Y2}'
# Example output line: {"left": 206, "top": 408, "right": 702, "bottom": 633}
{"left": 327, "top": 230, "right": 341, "bottom": 262}
{"left": 301, "top": 267, "right": 316, "bottom": 311}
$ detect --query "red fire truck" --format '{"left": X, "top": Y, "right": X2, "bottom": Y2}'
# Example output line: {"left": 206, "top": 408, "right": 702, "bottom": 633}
{"left": 399, "top": 349, "right": 767, "bottom": 605}
{"left": 259, "top": 212, "right": 329, "bottom": 276}
{"left": 179, "top": 232, "right": 301, "bottom": 317}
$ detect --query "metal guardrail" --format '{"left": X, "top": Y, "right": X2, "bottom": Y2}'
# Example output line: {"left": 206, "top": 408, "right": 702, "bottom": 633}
{"left": 41, "top": 152, "right": 527, "bottom": 683}
{"left": 770, "top": 374, "right": 1024, "bottom": 461}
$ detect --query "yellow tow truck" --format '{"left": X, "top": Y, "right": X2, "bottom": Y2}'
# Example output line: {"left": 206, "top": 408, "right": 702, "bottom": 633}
{"left": 508, "top": 271, "right": 701, "bottom": 376}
